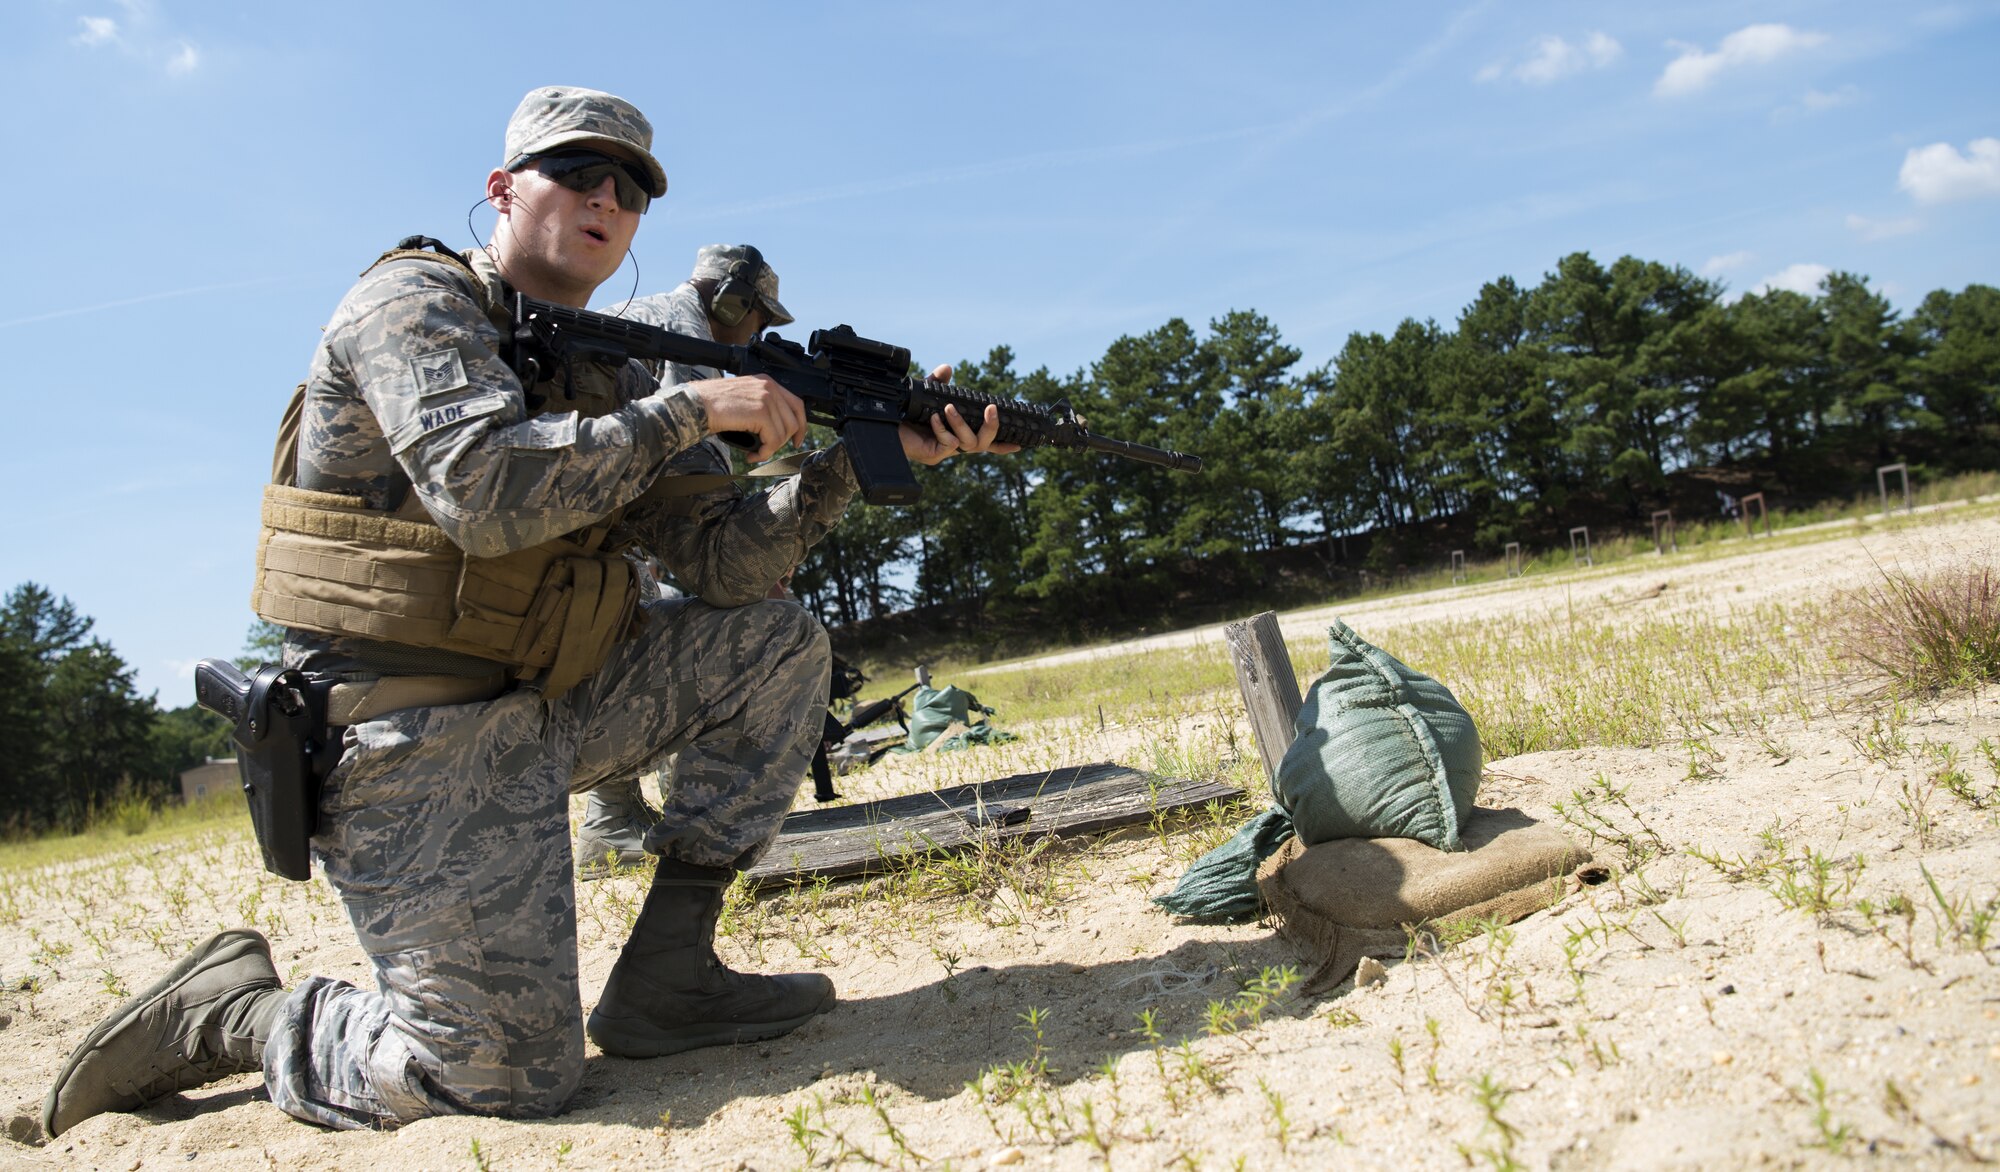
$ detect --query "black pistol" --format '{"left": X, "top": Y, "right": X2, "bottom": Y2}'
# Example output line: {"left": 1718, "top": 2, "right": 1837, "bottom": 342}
{"left": 195, "top": 659, "right": 335, "bottom": 881}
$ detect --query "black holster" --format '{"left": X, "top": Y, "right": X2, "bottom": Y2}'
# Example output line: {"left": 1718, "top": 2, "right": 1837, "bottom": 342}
{"left": 195, "top": 659, "right": 339, "bottom": 881}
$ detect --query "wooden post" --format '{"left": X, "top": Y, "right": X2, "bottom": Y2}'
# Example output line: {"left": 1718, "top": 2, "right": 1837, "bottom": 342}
{"left": 1876, "top": 463, "right": 1911, "bottom": 515}
{"left": 1740, "top": 492, "right": 1771, "bottom": 539}
{"left": 1451, "top": 549, "right": 1467, "bottom": 583}
{"left": 1504, "top": 542, "right": 1524, "bottom": 578}
{"left": 1225, "top": 611, "right": 1304, "bottom": 787}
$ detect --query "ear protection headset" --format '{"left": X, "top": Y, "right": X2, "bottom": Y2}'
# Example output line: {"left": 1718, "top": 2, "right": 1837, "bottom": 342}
{"left": 707, "top": 245, "right": 768, "bottom": 328}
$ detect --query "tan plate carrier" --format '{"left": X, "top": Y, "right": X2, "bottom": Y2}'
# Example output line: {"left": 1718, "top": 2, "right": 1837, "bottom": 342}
{"left": 250, "top": 243, "right": 637, "bottom": 702}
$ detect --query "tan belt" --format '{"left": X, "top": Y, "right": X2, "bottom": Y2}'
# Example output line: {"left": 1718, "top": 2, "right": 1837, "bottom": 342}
{"left": 326, "top": 671, "right": 510, "bottom": 725}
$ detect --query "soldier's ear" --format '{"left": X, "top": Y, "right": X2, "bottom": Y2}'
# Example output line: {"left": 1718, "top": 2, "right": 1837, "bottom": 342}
{"left": 486, "top": 169, "right": 513, "bottom": 213}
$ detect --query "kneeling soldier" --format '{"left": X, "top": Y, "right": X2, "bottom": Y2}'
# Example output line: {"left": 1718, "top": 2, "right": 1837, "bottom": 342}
{"left": 44, "top": 83, "right": 1006, "bottom": 1137}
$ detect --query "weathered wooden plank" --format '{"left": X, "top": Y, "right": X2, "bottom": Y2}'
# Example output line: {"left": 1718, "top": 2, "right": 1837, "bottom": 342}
{"left": 745, "top": 762, "right": 1241, "bottom": 889}
{"left": 1224, "top": 610, "right": 1303, "bottom": 786}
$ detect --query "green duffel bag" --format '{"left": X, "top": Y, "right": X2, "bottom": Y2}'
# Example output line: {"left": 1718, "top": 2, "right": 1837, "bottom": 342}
{"left": 901, "top": 683, "right": 994, "bottom": 752}
{"left": 1156, "top": 618, "right": 1482, "bottom": 919}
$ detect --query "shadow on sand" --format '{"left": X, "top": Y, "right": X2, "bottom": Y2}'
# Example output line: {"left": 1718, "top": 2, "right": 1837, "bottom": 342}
{"left": 563, "top": 932, "right": 1310, "bottom": 1131}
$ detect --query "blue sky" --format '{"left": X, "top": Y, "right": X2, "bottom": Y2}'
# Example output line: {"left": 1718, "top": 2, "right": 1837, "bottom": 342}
{"left": 2, "top": 0, "right": 1995, "bottom": 703}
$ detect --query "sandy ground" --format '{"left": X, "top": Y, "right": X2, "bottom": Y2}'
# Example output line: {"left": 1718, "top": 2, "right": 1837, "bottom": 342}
{"left": 4, "top": 509, "right": 1999, "bottom": 1170}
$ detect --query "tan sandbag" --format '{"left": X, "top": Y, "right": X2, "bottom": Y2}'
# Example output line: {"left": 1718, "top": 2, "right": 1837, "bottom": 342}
{"left": 1256, "top": 806, "right": 1596, "bottom": 994}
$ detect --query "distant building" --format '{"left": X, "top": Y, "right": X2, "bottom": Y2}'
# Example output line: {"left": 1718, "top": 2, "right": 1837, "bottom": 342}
{"left": 179, "top": 757, "right": 240, "bottom": 804}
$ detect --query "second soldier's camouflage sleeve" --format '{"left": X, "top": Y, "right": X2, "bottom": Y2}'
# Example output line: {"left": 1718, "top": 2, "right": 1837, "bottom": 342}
{"left": 604, "top": 283, "right": 715, "bottom": 389}
{"left": 616, "top": 441, "right": 861, "bottom": 607}
{"left": 328, "top": 262, "right": 712, "bottom": 558}
{"left": 605, "top": 279, "right": 861, "bottom": 603}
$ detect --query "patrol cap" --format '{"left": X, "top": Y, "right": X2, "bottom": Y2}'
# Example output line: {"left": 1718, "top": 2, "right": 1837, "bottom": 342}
{"left": 693, "top": 244, "right": 795, "bottom": 327}
{"left": 504, "top": 85, "right": 668, "bottom": 198}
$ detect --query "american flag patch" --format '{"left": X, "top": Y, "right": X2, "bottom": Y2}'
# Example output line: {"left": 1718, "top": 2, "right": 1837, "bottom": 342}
{"left": 410, "top": 349, "right": 468, "bottom": 395}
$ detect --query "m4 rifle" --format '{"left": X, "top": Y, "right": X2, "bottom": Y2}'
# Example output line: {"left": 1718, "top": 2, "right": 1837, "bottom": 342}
{"left": 508, "top": 295, "right": 1203, "bottom": 506}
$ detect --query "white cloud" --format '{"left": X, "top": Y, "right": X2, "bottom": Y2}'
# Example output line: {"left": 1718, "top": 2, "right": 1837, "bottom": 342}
{"left": 75, "top": 16, "right": 119, "bottom": 45}
{"left": 1751, "top": 263, "right": 1831, "bottom": 297}
{"left": 1478, "top": 31, "right": 1621, "bottom": 85}
{"left": 1655, "top": 23, "right": 1827, "bottom": 97}
{"left": 1845, "top": 213, "right": 1921, "bottom": 241}
{"left": 1898, "top": 138, "right": 2000, "bottom": 204}
{"left": 1701, "top": 250, "right": 1754, "bottom": 276}
{"left": 68, "top": 4, "right": 198, "bottom": 77}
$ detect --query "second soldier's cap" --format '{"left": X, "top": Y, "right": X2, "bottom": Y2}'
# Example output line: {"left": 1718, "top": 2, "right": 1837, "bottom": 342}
{"left": 693, "top": 244, "right": 795, "bottom": 327}
{"left": 504, "top": 85, "right": 668, "bottom": 198}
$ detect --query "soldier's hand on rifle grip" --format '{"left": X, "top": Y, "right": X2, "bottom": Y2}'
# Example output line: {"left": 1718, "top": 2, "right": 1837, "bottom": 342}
{"left": 690, "top": 374, "right": 808, "bottom": 462}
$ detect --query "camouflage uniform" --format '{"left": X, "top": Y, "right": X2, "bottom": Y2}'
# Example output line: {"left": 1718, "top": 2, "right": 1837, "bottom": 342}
{"left": 263, "top": 241, "right": 856, "bottom": 1127}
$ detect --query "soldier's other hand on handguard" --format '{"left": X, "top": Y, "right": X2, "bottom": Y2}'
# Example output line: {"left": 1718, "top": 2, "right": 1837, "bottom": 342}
{"left": 900, "top": 363, "right": 1023, "bottom": 467}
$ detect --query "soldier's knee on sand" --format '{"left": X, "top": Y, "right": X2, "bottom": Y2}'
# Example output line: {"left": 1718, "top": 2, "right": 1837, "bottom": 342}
{"left": 413, "top": 1025, "right": 584, "bottom": 1123}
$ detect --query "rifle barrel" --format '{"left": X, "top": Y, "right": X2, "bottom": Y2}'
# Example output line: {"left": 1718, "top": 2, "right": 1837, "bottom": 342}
{"left": 1081, "top": 433, "right": 1204, "bottom": 473}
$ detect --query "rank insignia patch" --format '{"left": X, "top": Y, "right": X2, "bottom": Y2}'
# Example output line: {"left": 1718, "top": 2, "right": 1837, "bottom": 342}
{"left": 411, "top": 349, "right": 469, "bottom": 396}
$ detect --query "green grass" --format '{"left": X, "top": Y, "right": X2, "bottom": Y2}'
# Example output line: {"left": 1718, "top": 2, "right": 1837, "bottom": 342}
{"left": 0, "top": 788, "right": 251, "bottom": 874}
{"left": 871, "top": 596, "right": 1838, "bottom": 767}
{"left": 1391, "top": 604, "right": 1836, "bottom": 758}
{"left": 1302, "top": 472, "right": 2000, "bottom": 605}
{"left": 782, "top": 547, "right": 1856, "bottom": 961}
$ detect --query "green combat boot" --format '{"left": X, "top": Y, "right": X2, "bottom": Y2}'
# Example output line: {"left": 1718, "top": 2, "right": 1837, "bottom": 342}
{"left": 587, "top": 858, "right": 835, "bottom": 1057}
{"left": 42, "top": 929, "right": 286, "bottom": 1138}
{"left": 576, "top": 776, "right": 660, "bottom": 881}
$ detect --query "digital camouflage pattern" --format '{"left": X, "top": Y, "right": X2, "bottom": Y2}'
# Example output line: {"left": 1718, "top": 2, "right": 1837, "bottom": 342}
{"left": 294, "top": 247, "right": 860, "bottom": 617}
{"left": 295, "top": 247, "right": 702, "bottom": 557}
{"left": 502, "top": 85, "right": 668, "bottom": 198}
{"left": 585, "top": 276, "right": 792, "bottom": 867}
{"left": 268, "top": 596, "right": 827, "bottom": 1128}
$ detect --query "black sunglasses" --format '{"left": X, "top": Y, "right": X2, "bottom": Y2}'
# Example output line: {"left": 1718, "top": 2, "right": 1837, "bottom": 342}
{"left": 507, "top": 149, "right": 653, "bottom": 214}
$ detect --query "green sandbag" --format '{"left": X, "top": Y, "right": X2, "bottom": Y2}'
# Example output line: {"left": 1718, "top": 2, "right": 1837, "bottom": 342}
{"left": 901, "top": 684, "right": 994, "bottom": 751}
{"left": 1153, "top": 808, "right": 1294, "bottom": 919}
{"left": 1155, "top": 618, "right": 1481, "bottom": 919}
{"left": 1280, "top": 618, "right": 1482, "bottom": 851}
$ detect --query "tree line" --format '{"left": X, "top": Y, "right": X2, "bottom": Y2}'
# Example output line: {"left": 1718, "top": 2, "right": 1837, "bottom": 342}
{"left": 792, "top": 251, "right": 2000, "bottom": 632}
{"left": 0, "top": 584, "right": 233, "bottom": 835}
